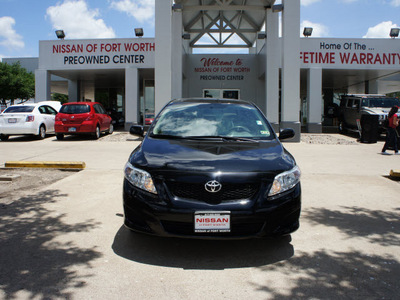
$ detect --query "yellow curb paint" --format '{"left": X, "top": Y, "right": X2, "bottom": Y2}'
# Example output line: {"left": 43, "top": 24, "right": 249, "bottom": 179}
{"left": 390, "top": 169, "right": 400, "bottom": 178}
{"left": 4, "top": 161, "right": 86, "bottom": 170}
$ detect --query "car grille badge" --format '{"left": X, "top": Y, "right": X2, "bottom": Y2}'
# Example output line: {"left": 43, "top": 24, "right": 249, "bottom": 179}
{"left": 205, "top": 180, "right": 222, "bottom": 193}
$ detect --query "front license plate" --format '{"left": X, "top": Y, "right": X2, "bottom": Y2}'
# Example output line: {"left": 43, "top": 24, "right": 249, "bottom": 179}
{"left": 68, "top": 127, "right": 76, "bottom": 132}
{"left": 194, "top": 211, "right": 231, "bottom": 233}
{"left": 8, "top": 118, "right": 17, "bottom": 123}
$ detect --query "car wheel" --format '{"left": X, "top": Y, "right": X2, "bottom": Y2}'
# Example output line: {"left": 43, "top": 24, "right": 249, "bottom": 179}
{"left": 108, "top": 123, "right": 114, "bottom": 135}
{"left": 38, "top": 125, "right": 46, "bottom": 139}
{"left": 56, "top": 133, "right": 64, "bottom": 140}
{"left": 0, "top": 134, "right": 9, "bottom": 141}
{"left": 93, "top": 126, "right": 101, "bottom": 140}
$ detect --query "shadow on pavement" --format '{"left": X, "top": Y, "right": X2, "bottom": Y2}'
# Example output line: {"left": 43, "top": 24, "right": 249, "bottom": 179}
{"left": 252, "top": 249, "right": 400, "bottom": 299}
{"left": 304, "top": 206, "right": 400, "bottom": 247}
{"left": 112, "top": 226, "right": 294, "bottom": 270}
{"left": 0, "top": 189, "right": 102, "bottom": 299}
{"left": 246, "top": 206, "right": 400, "bottom": 298}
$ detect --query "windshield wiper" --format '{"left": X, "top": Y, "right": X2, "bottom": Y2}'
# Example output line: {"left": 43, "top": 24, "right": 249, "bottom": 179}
{"left": 184, "top": 136, "right": 259, "bottom": 142}
{"left": 150, "top": 134, "right": 260, "bottom": 142}
{"left": 149, "top": 134, "right": 185, "bottom": 139}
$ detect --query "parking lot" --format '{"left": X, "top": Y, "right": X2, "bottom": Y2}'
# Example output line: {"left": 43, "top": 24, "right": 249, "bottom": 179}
{"left": 0, "top": 133, "right": 399, "bottom": 299}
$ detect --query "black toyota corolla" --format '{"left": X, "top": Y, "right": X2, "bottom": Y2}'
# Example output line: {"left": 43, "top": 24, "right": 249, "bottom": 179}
{"left": 123, "top": 98, "right": 301, "bottom": 239}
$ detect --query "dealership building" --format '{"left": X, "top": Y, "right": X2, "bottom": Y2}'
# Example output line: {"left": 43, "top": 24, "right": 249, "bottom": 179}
{"left": 5, "top": 0, "right": 400, "bottom": 141}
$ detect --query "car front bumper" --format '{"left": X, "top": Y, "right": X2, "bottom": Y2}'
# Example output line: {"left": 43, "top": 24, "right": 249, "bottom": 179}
{"left": 123, "top": 179, "right": 301, "bottom": 239}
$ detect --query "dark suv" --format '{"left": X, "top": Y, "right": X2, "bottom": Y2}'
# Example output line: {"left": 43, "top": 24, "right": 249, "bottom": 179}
{"left": 338, "top": 94, "right": 400, "bottom": 134}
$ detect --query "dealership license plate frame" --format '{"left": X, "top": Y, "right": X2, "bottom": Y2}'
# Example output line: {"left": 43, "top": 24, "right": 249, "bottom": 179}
{"left": 194, "top": 211, "right": 231, "bottom": 233}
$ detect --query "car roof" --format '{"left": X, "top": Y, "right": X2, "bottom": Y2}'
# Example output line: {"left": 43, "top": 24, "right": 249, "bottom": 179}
{"left": 170, "top": 98, "right": 254, "bottom": 106}
{"left": 62, "top": 102, "right": 99, "bottom": 106}
{"left": 6, "top": 101, "right": 61, "bottom": 107}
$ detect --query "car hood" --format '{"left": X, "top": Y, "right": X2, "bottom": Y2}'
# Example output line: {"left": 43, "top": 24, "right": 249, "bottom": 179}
{"left": 129, "top": 137, "right": 296, "bottom": 175}
{"left": 362, "top": 107, "right": 391, "bottom": 115}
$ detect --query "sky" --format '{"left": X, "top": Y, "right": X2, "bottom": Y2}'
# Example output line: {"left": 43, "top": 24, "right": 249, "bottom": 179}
{"left": 0, "top": 0, "right": 399, "bottom": 60}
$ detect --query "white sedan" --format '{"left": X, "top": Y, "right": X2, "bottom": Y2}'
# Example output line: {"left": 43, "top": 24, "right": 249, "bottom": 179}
{"left": 0, "top": 101, "right": 62, "bottom": 141}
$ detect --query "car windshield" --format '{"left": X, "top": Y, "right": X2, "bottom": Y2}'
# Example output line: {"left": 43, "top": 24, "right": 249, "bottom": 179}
{"left": 3, "top": 106, "right": 34, "bottom": 113}
{"left": 151, "top": 101, "right": 274, "bottom": 140}
{"left": 362, "top": 98, "right": 400, "bottom": 108}
{"left": 60, "top": 104, "right": 90, "bottom": 114}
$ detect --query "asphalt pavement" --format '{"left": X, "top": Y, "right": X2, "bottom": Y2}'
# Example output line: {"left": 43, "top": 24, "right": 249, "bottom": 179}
{"left": 0, "top": 133, "right": 399, "bottom": 299}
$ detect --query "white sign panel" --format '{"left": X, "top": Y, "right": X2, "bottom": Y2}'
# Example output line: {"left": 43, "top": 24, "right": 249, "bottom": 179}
{"left": 39, "top": 38, "right": 155, "bottom": 70}
{"left": 300, "top": 38, "right": 400, "bottom": 69}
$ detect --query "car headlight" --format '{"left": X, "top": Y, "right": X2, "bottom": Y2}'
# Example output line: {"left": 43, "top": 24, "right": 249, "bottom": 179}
{"left": 268, "top": 165, "right": 301, "bottom": 197}
{"left": 124, "top": 162, "right": 157, "bottom": 194}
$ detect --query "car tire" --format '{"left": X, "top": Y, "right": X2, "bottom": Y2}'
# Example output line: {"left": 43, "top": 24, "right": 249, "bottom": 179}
{"left": 107, "top": 124, "right": 114, "bottom": 135}
{"left": 93, "top": 126, "right": 101, "bottom": 140}
{"left": 56, "top": 133, "right": 64, "bottom": 140}
{"left": 0, "top": 134, "right": 9, "bottom": 141}
{"left": 38, "top": 125, "right": 46, "bottom": 139}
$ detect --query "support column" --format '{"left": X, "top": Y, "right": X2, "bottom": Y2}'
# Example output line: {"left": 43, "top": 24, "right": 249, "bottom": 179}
{"left": 171, "top": 7, "right": 183, "bottom": 100}
{"left": 366, "top": 79, "right": 379, "bottom": 94}
{"left": 281, "top": 0, "right": 301, "bottom": 141}
{"left": 125, "top": 67, "right": 139, "bottom": 130}
{"left": 35, "top": 69, "right": 51, "bottom": 102}
{"left": 266, "top": 8, "right": 280, "bottom": 133}
{"left": 68, "top": 80, "right": 80, "bottom": 102}
{"left": 155, "top": 0, "right": 173, "bottom": 114}
{"left": 307, "top": 68, "right": 322, "bottom": 133}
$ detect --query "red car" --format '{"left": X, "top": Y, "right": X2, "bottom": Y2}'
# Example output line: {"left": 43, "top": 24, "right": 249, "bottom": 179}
{"left": 55, "top": 102, "right": 113, "bottom": 140}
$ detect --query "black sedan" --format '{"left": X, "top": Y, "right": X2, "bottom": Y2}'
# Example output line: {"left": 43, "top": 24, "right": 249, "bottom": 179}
{"left": 123, "top": 98, "right": 301, "bottom": 239}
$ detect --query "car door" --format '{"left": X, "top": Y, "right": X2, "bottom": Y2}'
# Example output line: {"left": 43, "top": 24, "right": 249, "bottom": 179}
{"left": 93, "top": 104, "right": 109, "bottom": 131}
{"left": 37, "top": 105, "right": 52, "bottom": 132}
{"left": 45, "top": 105, "right": 58, "bottom": 133}
{"left": 350, "top": 99, "right": 361, "bottom": 129}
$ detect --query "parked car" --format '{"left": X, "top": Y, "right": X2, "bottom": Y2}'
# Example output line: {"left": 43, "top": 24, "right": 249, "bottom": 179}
{"left": 338, "top": 94, "right": 400, "bottom": 134}
{"left": 123, "top": 98, "right": 301, "bottom": 239}
{"left": 0, "top": 101, "right": 61, "bottom": 141}
{"left": 55, "top": 102, "right": 113, "bottom": 140}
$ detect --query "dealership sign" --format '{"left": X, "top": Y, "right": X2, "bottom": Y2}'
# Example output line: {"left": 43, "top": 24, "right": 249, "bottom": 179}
{"left": 39, "top": 38, "right": 155, "bottom": 69}
{"left": 300, "top": 38, "right": 400, "bottom": 69}
{"left": 192, "top": 55, "right": 254, "bottom": 81}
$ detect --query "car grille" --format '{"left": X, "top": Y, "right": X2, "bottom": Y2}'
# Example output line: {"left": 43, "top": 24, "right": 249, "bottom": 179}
{"left": 167, "top": 182, "right": 259, "bottom": 203}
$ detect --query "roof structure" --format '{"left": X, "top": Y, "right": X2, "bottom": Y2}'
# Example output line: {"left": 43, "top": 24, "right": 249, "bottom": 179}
{"left": 174, "top": 0, "right": 276, "bottom": 48}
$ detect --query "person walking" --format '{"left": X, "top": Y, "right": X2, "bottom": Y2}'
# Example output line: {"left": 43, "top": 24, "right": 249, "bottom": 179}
{"left": 381, "top": 106, "right": 399, "bottom": 155}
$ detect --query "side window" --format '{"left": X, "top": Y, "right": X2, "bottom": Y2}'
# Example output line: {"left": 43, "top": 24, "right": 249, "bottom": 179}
{"left": 46, "top": 106, "right": 57, "bottom": 115}
{"left": 38, "top": 106, "right": 47, "bottom": 114}
{"left": 95, "top": 104, "right": 106, "bottom": 114}
{"left": 93, "top": 104, "right": 102, "bottom": 114}
{"left": 361, "top": 99, "right": 368, "bottom": 107}
{"left": 352, "top": 99, "right": 360, "bottom": 109}
{"left": 346, "top": 99, "right": 353, "bottom": 108}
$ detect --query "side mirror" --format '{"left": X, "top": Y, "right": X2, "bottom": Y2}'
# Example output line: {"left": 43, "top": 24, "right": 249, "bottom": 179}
{"left": 279, "top": 128, "right": 295, "bottom": 141}
{"left": 130, "top": 125, "right": 144, "bottom": 137}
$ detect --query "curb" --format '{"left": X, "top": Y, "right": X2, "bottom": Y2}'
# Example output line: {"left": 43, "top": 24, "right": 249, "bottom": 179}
{"left": 4, "top": 161, "right": 86, "bottom": 170}
{"left": 390, "top": 169, "right": 400, "bottom": 178}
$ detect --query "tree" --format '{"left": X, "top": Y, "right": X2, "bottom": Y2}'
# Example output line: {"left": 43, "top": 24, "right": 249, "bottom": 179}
{"left": 0, "top": 62, "right": 35, "bottom": 105}
{"left": 51, "top": 93, "right": 69, "bottom": 104}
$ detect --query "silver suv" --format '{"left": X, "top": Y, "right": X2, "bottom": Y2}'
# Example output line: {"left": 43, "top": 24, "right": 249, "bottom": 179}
{"left": 338, "top": 94, "right": 400, "bottom": 134}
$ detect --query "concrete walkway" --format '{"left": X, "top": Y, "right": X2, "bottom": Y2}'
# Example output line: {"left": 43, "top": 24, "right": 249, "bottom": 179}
{"left": 0, "top": 134, "right": 399, "bottom": 299}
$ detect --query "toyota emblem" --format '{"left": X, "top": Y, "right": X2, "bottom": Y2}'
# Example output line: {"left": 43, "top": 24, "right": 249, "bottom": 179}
{"left": 205, "top": 180, "right": 222, "bottom": 193}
